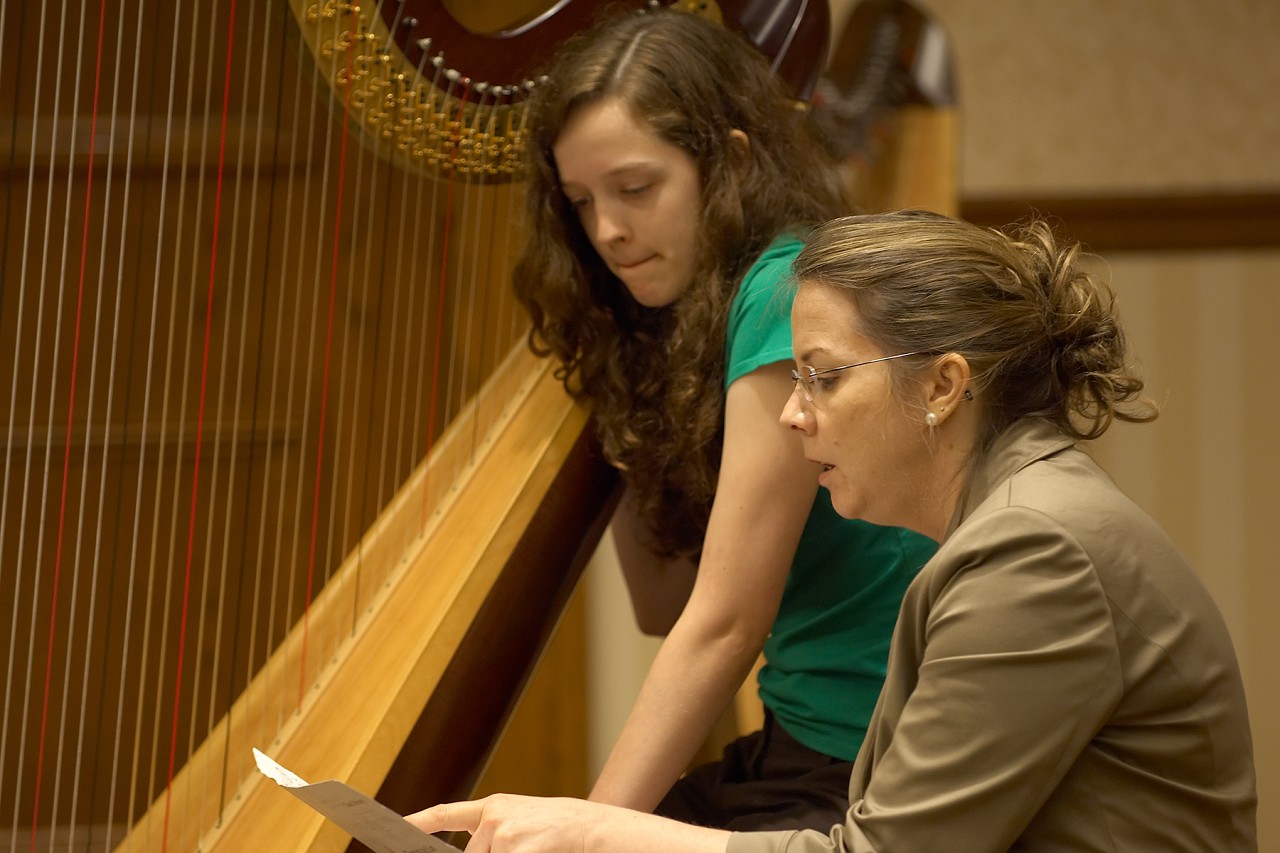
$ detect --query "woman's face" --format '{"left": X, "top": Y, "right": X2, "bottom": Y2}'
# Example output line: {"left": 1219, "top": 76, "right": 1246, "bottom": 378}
{"left": 553, "top": 97, "right": 702, "bottom": 308}
{"left": 781, "top": 281, "right": 932, "bottom": 531}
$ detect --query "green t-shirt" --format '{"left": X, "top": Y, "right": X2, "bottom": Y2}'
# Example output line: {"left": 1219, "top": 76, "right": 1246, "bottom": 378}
{"left": 725, "top": 235, "right": 937, "bottom": 761}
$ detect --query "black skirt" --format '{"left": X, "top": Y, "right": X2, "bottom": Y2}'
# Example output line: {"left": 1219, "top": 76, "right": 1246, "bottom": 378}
{"left": 655, "top": 711, "right": 854, "bottom": 832}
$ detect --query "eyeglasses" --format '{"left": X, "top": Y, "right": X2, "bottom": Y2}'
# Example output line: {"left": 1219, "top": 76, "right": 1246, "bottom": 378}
{"left": 790, "top": 351, "right": 928, "bottom": 402}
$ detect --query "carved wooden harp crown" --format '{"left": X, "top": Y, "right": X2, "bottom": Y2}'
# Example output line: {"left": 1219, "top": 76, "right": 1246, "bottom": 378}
{"left": 291, "top": 0, "right": 830, "bottom": 179}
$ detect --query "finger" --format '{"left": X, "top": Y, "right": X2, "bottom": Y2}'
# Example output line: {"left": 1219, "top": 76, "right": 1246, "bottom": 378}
{"left": 405, "top": 799, "right": 485, "bottom": 834}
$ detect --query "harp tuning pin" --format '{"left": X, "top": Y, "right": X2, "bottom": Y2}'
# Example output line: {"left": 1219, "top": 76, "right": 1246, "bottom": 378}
{"left": 402, "top": 17, "right": 418, "bottom": 28}
{"left": 417, "top": 37, "right": 431, "bottom": 51}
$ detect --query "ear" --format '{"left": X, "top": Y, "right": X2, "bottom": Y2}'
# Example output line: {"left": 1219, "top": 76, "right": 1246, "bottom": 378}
{"left": 922, "top": 353, "right": 971, "bottom": 425}
{"left": 727, "top": 129, "right": 751, "bottom": 181}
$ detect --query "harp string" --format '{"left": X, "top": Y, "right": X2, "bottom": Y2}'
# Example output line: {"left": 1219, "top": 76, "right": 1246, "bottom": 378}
{"left": 420, "top": 78, "right": 467, "bottom": 531}
{"left": 287, "top": 0, "right": 332, "bottom": 716}
{"left": 458, "top": 87, "right": 491, "bottom": 465}
{"left": 270, "top": 0, "right": 326, "bottom": 763}
{"left": 58, "top": 0, "right": 140, "bottom": 842}
{"left": 298, "top": 0, "right": 346, "bottom": 712}
{"left": 162, "top": 0, "right": 243, "bottom": 843}
{"left": 374, "top": 46, "right": 434, "bottom": 598}
{"left": 242, "top": 0, "right": 294, "bottom": 798}
{"left": 29, "top": 0, "right": 93, "bottom": 845}
{"left": 191, "top": 0, "right": 238, "bottom": 827}
{"left": 0, "top": 0, "right": 31, "bottom": 844}
{"left": 147, "top": 0, "right": 212, "bottom": 837}
{"left": 338, "top": 5, "right": 383, "bottom": 638}
{"left": 357, "top": 0, "right": 413, "bottom": 642}
{"left": 503, "top": 104, "right": 527, "bottom": 371}
{"left": 114, "top": 0, "right": 185, "bottom": 840}
{"left": 199, "top": 0, "right": 281, "bottom": 826}
{"left": 327, "top": 0, "right": 386, "bottom": 669}
{"left": 405, "top": 65, "right": 447, "bottom": 530}
{"left": 1, "top": 0, "right": 41, "bottom": 834}
{"left": 100, "top": 1, "right": 151, "bottom": 824}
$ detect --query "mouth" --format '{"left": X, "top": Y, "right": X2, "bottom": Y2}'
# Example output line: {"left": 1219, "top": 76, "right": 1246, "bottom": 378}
{"left": 808, "top": 458, "right": 835, "bottom": 473}
{"left": 615, "top": 254, "right": 656, "bottom": 270}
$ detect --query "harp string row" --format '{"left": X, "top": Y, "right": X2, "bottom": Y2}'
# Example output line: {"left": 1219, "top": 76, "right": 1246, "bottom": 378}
{"left": 2, "top": 1, "right": 532, "bottom": 849}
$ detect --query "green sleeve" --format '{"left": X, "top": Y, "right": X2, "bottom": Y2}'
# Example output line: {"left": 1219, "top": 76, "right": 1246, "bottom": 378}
{"left": 724, "top": 236, "right": 805, "bottom": 389}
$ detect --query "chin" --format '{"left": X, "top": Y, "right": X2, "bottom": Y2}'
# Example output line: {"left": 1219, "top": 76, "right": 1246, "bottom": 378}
{"left": 826, "top": 490, "right": 867, "bottom": 522}
{"left": 623, "top": 283, "right": 675, "bottom": 309}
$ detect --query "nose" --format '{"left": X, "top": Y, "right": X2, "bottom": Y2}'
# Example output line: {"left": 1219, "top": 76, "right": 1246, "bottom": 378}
{"left": 780, "top": 386, "right": 813, "bottom": 433}
{"left": 591, "top": 198, "right": 630, "bottom": 246}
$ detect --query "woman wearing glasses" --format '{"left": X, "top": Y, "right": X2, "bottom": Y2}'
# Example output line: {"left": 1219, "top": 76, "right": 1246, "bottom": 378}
{"left": 503, "top": 8, "right": 936, "bottom": 831}
{"left": 411, "top": 211, "right": 1255, "bottom": 851}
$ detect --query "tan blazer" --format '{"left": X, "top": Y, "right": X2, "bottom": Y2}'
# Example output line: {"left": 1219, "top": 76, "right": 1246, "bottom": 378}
{"left": 728, "top": 419, "right": 1256, "bottom": 852}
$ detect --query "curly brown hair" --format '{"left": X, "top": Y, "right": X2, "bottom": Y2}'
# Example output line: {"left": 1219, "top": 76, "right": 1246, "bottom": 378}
{"left": 515, "top": 9, "right": 847, "bottom": 557}
{"left": 792, "top": 210, "right": 1159, "bottom": 451}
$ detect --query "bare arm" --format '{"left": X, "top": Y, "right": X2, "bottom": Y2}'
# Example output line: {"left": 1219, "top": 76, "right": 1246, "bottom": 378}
{"left": 588, "top": 361, "right": 820, "bottom": 812}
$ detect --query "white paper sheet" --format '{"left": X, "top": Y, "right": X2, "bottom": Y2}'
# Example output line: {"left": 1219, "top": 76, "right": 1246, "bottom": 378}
{"left": 253, "top": 748, "right": 462, "bottom": 853}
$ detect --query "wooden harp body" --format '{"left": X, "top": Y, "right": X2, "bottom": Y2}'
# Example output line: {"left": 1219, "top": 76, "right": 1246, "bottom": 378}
{"left": 0, "top": 1, "right": 833, "bottom": 850}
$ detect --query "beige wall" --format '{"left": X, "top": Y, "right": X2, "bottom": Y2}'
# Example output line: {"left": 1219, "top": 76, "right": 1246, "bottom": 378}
{"left": 836, "top": 0, "right": 1280, "bottom": 196}
{"left": 584, "top": 533, "right": 664, "bottom": 775}
{"left": 588, "top": 1, "right": 1278, "bottom": 847}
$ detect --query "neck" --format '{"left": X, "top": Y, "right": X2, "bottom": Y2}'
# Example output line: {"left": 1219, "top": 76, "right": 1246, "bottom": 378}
{"left": 915, "top": 415, "right": 979, "bottom": 542}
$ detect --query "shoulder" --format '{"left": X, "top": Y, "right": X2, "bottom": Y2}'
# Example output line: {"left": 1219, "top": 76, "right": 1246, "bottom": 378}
{"left": 923, "top": 447, "right": 1203, "bottom": 647}
{"left": 737, "top": 234, "right": 805, "bottom": 303}
{"left": 729, "top": 233, "right": 805, "bottom": 338}
{"left": 980, "top": 448, "right": 1172, "bottom": 579}
{"left": 724, "top": 235, "right": 806, "bottom": 387}
{"left": 942, "top": 449, "right": 1139, "bottom": 588}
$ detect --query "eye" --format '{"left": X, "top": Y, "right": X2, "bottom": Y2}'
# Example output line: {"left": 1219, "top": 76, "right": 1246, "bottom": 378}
{"left": 567, "top": 195, "right": 591, "bottom": 209}
{"left": 813, "top": 374, "right": 840, "bottom": 392}
{"left": 620, "top": 183, "right": 652, "bottom": 197}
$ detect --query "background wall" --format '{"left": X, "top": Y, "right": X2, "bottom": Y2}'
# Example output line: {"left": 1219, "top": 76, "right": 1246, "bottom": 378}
{"left": 901, "top": 0, "right": 1280, "bottom": 196}
{"left": 584, "top": 1, "right": 1278, "bottom": 849}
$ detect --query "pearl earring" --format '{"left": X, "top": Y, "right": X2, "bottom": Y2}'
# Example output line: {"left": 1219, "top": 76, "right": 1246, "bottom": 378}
{"left": 925, "top": 412, "right": 939, "bottom": 427}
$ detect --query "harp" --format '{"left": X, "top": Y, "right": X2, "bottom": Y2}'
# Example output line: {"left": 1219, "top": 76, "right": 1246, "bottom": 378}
{"left": 0, "top": 1, "right": 829, "bottom": 850}
{"left": 814, "top": 0, "right": 959, "bottom": 215}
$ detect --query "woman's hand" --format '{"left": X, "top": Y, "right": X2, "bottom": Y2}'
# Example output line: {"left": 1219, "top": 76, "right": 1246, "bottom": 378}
{"left": 408, "top": 794, "right": 590, "bottom": 853}
{"left": 406, "top": 794, "right": 730, "bottom": 853}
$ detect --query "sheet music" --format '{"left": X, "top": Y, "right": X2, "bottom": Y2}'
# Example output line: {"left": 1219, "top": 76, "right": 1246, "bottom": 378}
{"left": 253, "top": 748, "right": 462, "bottom": 853}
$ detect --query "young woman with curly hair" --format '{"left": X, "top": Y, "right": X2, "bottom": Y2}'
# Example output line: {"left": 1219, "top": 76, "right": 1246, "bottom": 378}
{"left": 507, "top": 8, "right": 936, "bottom": 831}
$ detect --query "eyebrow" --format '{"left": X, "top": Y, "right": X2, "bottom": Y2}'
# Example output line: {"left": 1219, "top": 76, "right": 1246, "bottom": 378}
{"left": 793, "top": 345, "right": 831, "bottom": 363}
{"left": 560, "top": 161, "right": 662, "bottom": 187}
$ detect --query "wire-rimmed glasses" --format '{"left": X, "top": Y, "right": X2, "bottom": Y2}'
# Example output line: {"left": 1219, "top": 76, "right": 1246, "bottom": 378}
{"left": 790, "top": 351, "right": 928, "bottom": 402}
